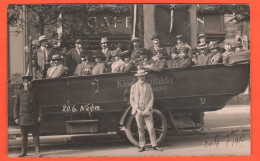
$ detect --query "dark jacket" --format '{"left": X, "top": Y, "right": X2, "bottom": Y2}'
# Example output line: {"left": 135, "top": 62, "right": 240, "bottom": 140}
{"left": 167, "top": 58, "right": 180, "bottom": 68}
{"left": 13, "top": 89, "right": 42, "bottom": 126}
{"left": 65, "top": 48, "right": 82, "bottom": 76}
{"left": 179, "top": 57, "right": 193, "bottom": 68}
{"left": 150, "top": 59, "right": 167, "bottom": 71}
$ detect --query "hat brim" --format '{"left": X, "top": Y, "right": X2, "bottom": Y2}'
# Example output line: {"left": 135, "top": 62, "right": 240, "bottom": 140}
{"left": 39, "top": 38, "right": 48, "bottom": 42}
{"left": 134, "top": 72, "right": 148, "bottom": 77}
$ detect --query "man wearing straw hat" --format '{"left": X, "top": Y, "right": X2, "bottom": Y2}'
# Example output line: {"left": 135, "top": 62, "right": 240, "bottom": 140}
{"left": 130, "top": 70, "right": 163, "bottom": 152}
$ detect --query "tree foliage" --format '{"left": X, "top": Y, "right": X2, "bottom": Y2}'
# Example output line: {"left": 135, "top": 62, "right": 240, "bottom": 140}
{"left": 197, "top": 4, "right": 250, "bottom": 23}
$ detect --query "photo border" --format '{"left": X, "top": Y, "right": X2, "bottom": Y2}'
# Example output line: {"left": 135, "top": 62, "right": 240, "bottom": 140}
{"left": 0, "top": 0, "right": 258, "bottom": 161}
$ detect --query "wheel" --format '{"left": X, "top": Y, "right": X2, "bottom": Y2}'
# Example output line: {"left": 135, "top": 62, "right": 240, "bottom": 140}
{"left": 125, "top": 108, "right": 167, "bottom": 147}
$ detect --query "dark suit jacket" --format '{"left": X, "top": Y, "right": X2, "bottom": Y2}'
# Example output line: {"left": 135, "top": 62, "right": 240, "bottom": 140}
{"left": 167, "top": 58, "right": 180, "bottom": 68}
{"left": 74, "top": 61, "right": 95, "bottom": 76}
{"left": 179, "top": 57, "right": 193, "bottom": 68}
{"left": 65, "top": 48, "right": 82, "bottom": 76}
{"left": 13, "top": 89, "right": 42, "bottom": 126}
{"left": 150, "top": 59, "right": 167, "bottom": 71}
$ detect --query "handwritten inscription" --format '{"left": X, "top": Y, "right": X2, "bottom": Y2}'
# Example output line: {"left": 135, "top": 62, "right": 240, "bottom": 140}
{"left": 62, "top": 104, "right": 102, "bottom": 113}
{"left": 204, "top": 129, "right": 245, "bottom": 148}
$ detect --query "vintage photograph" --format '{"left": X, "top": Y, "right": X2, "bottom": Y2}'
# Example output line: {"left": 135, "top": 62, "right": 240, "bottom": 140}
{"left": 7, "top": 4, "right": 250, "bottom": 157}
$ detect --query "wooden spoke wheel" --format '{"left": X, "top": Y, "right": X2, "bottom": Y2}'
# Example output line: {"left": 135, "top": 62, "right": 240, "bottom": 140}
{"left": 125, "top": 108, "right": 167, "bottom": 147}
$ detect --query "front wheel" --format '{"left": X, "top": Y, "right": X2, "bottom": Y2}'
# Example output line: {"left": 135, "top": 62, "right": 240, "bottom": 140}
{"left": 125, "top": 108, "right": 167, "bottom": 147}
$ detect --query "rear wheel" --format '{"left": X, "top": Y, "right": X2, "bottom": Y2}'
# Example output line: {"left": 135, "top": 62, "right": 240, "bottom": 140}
{"left": 125, "top": 108, "right": 167, "bottom": 147}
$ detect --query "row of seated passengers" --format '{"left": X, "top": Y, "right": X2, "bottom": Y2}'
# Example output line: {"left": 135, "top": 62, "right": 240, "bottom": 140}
{"left": 45, "top": 41, "right": 241, "bottom": 79}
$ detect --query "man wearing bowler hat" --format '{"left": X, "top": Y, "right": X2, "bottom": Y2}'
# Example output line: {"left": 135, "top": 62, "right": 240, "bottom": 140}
{"left": 65, "top": 39, "right": 83, "bottom": 76}
{"left": 130, "top": 70, "right": 163, "bottom": 152}
{"left": 14, "top": 76, "right": 42, "bottom": 157}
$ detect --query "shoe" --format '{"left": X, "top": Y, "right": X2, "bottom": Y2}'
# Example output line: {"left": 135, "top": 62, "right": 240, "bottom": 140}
{"left": 153, "top": 146, "right": 163, "bottom": 151}
{"left": 35, "top": 152, "right": 43, "bottom": 157}
{"left": 138, "top": 147, "right": 145, "bottom": 152}
{"left": 17, "top": 152, "right": 27, "bottom": 157}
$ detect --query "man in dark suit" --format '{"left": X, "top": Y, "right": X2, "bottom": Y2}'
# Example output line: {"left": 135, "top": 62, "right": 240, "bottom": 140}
{"left": 178, "top": 46, "right": 193, "bottom": 68}
{"left": 167, "top": 47, "right": 180, "bottom": 68}
{"left": 143, "top": 49, "right": 167, "bottom": 72}
{"left": 14, "top": 76, "right": 42, "bottom": 157}
{"left": 130, "top": 38, "right": 142, "bottom": 63}
{"left": 74, "top": 51, "right": 95, "bottom": 76}
{"left": 148, "top": 34, "right": 167, "bottom": 57}
{"left": 65, "top": 39, "right": 83, "bottom": 76}
{"left": 135, "top": 48, "right": 154, "bottom": 70}
{"left": 169, "top": 35, "right": 192, "bottom": 58}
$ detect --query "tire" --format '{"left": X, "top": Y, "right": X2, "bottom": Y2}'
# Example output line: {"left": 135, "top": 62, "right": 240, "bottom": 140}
{"left": 125, "top": 108, "right": 167, "bottom": 147}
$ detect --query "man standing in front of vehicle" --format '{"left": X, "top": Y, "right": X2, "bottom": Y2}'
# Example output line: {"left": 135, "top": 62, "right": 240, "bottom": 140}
{"left": 13, "top": 76, "right": 43, "bottom": 157}
{"left": 130, "top": 70, "right": 163, "bottom": 152}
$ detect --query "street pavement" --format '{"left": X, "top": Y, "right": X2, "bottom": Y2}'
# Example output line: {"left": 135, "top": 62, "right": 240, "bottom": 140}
{"left": 8, "top": 105, "right": 251, "bottom": 157}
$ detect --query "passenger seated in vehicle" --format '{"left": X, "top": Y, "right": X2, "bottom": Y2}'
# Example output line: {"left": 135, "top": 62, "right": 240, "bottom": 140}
{"left": 47, "top": 54, "right": 68, "bottom": 79}
{"left": 194, "top": 43, "right": 212, "bottom": 66}
{"left": 111, "top": 50, "right": 125, "bottom": 73}
{"left": 92, "top": 51, "right": 107, "bottom": 75}
{"left": 122, "top": 54, "right": 137, "bottom": 72}
{"left": 74, "top": 51, "right": 95, "bottom": 76}
{"left": 178, "top": 46, "right": 193, "bottom": 68}
{"left": 208, "top": 41, "right": 222, "bottom": 64}
{"left": 233, "top": 42, "right": 244, "bottom": 53}
{"left": 135, "top": 48, "right": 154, "bottom": 70}
{"left": 222, "top": 43, "right": 234, "bottom": 64}
{"left": 169, "top": 35, "right": 192, "bottom": 58}
{"left": 197, "top": 34, "right": 208, "bottom": 50}
{"left": 167, "top": 47, "right": 180, "bottom": 68}
{"left": 143, "top": 49, "right": 167, "bottom": 72}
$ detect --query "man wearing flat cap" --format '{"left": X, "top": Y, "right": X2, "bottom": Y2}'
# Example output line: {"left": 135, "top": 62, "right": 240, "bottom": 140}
{"left": 14, "top": 76, "right": 43, "bottom": 157}
{"left": 65, "top": 39, "right": 83, "bottom": 76}
{"left": 130, "top": 70, "right": 163, "bottom": 152}
{"left": 148, "top": 34, "right": 167, "bottom": 57}
{"left": 47, "top": 54, "right": 68, "bottom": 79}
{"left": 33, "top": 35, "right": 53, "bottom": 79}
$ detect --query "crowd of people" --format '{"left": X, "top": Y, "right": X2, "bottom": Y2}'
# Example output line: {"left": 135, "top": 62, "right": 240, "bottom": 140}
{"left": 31, "top": 33, "right": 246, "bottom": 79}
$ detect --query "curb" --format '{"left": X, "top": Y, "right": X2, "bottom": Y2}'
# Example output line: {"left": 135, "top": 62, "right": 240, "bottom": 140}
{"left": 8, "top": 125, "right": 250, "bottom": 149}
